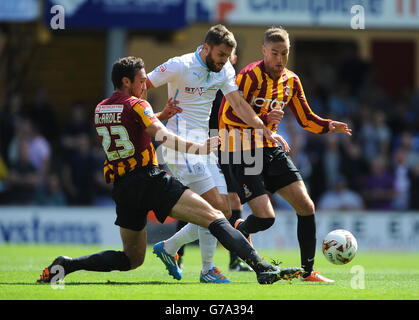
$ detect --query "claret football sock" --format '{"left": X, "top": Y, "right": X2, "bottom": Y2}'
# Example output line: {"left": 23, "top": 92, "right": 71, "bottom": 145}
{"left": 64, "top": 250, "right": 131, "bottom": 274}
{"left": 208, "top": 218, "right": 271, "bottom": 273}
{"left": 297, "top": 214, "right": 316, "bottom": 274}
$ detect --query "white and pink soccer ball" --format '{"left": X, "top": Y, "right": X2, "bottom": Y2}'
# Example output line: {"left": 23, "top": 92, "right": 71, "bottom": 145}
{"left": 322, "top": 229, "right": 358, "bottom": 265}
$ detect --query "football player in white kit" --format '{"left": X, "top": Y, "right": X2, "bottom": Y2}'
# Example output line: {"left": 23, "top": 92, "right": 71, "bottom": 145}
{"left": 147, "top": 25, "right": 287, "bottom": 283}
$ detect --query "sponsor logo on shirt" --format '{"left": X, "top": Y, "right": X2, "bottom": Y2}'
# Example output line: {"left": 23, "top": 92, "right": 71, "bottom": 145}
{"left": 250, "top": 96, "right": 287, "bottom": 111}
{"left": 95, "top": 105, "right": 124, "bottom": 113}
{"left": 184, "top": 86, "right": 217, "bottom": 96}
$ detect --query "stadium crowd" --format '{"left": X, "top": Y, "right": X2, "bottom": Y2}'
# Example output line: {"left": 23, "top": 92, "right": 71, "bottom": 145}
{"left": 0, "top": 54, "right": 418, "bottom": 211}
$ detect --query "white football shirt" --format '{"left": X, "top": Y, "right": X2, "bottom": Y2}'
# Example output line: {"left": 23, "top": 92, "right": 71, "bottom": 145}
{"left": 147, "top": 46, "right": 238, "bottom": 143}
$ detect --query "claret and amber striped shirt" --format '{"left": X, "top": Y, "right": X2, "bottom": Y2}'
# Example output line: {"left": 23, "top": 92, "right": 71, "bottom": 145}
{"left": 94, "top": 91, "right": 158, "bottom": 183}
{"left": 219, "top": 60, "right": 331, "bottom": 152}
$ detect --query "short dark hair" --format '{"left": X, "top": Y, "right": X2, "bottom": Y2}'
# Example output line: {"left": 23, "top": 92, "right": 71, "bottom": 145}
{"left": 204, "top": 24, "right": 236, "bottom": 49}
{"left": 111, "top": 56, "right": 145, "bottom": 89}
{"left": 264, "top": 26, "right": 289, "bottom": 45}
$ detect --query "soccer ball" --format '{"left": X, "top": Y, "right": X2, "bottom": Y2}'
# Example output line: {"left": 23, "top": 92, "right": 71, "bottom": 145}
{"left": 322, "top": 229, "right": 358, "bottom": 265}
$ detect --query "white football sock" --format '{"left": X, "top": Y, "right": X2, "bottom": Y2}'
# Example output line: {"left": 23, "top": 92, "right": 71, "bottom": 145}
{"left": 198, "top": 226, "right": 218, "bottom": 273}
{"left": 163, "top": 223, "right": 198, "bottom": 256}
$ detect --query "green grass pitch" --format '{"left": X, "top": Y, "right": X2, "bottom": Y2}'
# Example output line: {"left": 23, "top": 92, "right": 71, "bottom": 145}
{"left": 0, "top": 244, "right": 418, "bottom": 300}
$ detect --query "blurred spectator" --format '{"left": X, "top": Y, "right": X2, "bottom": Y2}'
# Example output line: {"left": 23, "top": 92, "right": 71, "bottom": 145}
{"left": 318, "top": 175, "right": 364, "bottom": 211}
{"left": 359, "top": 109, "right": 391, "bottom": 163}
{"left": 337, "top": 46, "right": 370, "bottom": 95}
{"left": 395, "top": 131, "right": 419, "bottom": 168}
{"left": 91, "top": 137, "right": 114, "bottom": 207}
{"left": 5, "top": 140, "right": 40, "bottom": 204}
{"left": 388, "top": 100, "right": 412, "bottom": 134}
{"left": 304, "top": 132, "right": 326, "bottom": 203}
{"left": 361, "top": 156, "right": 396, "bottom": 210}
{"left": 340, "top": 118, "right": 364, "bottom": 190}
{"left": 322, "top": 133, "right": 341, "bottom": 190}
{"left": 309, "top": 58, "right": 336, "bottom": 93}
{"left": 61, "top": 133, "right": 96, "bottom": 205}
{"left": 327, "top": 84, "right": 358, "bottom": 118}
{"left": 308, "top": 86, "right": 328, "bottom": 116}
{"left": 8, "top": 117, "right": 51, "bottom": 185}
{"left": 34, "top": 173, "right": 67, "bottom": 206}
{"left": 24, "top": 87, "right": 58, "bottom": 144}
{"left": 392, "top": 147, "right": 410, "bottom": 211}
{"left": 358, "top": 74, "right": 390, "bottom": 111}
{"left": 60, "top": 102, "right": 91, "bottom": 159}
{"left": 0, "top": 92, "right": 23, "bottom": 164}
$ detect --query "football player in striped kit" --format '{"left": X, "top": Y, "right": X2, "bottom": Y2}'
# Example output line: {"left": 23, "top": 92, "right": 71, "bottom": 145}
{"left": 219, "top": 26, "right": 352, "bottom": 283}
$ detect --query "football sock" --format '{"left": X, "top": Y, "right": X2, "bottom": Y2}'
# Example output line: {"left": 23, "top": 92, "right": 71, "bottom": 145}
{"left": 228, "top": 209, "right": 242, "bottom": 263}
{"left": 229, "top": 209, "right": 242, "bottom": 226}
{"left": 236, "top": 214, "right": 275, "bottom": 238}
{"left": 64, "top": 250, "right": 131, "bottom": 274}
{"left": 198, "top": 226, "right": 217, "bottom": 273}
{"left": 297, "top": 214, "right": 316, "bottom": 275}
{"left": 164, "top": 223, "right": 198, "bottom": 256}
{"left": 208, "top": 218, "right": 272, "bottom": 273}
{"left": 176, "top": 220, "right": 188, "bottom": 258}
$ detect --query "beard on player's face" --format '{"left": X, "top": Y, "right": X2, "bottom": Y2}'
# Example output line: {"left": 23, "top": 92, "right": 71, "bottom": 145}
{"left": 205, "top": 48, "right": 224, "bottom": 73}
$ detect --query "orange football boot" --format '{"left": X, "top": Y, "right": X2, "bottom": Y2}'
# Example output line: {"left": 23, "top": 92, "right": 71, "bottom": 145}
{"left": 301, "top": 271, "right": 335, "bottom": 283}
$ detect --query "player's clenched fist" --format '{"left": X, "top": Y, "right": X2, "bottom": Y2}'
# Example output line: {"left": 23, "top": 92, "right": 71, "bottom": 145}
{"left": 267, "top": 107, "right": 284, "bottom": 125}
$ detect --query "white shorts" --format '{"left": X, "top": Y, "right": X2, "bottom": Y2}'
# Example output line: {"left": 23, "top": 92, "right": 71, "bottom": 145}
{"left": 165, "top": 151, "right": 227, "bottom": 196}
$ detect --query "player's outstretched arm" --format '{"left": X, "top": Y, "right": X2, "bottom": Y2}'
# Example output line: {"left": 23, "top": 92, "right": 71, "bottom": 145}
{"left": 146, "top": 121, "right": 219, "bottom": 155}
{"left": 328, "top": 120, "right": 352, "bottom": 136}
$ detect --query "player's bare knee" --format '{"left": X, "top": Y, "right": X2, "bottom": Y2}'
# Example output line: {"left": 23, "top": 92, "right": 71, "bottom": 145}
{"left": 253, "top": 207, "right": 275, "bottom": 219}
{"left": 297, "top": 199, "right": 315, "bottom": 216}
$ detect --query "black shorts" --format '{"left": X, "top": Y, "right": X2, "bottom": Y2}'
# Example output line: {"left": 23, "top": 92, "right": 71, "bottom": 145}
{"left": 111, "top": 165, "right": 188, "bottom": 231}
{"left": 219, "top": 147, "right": 302, "bottom": 204}
{"left": 218, "top": 148, "right": 241, "bottom": 193}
